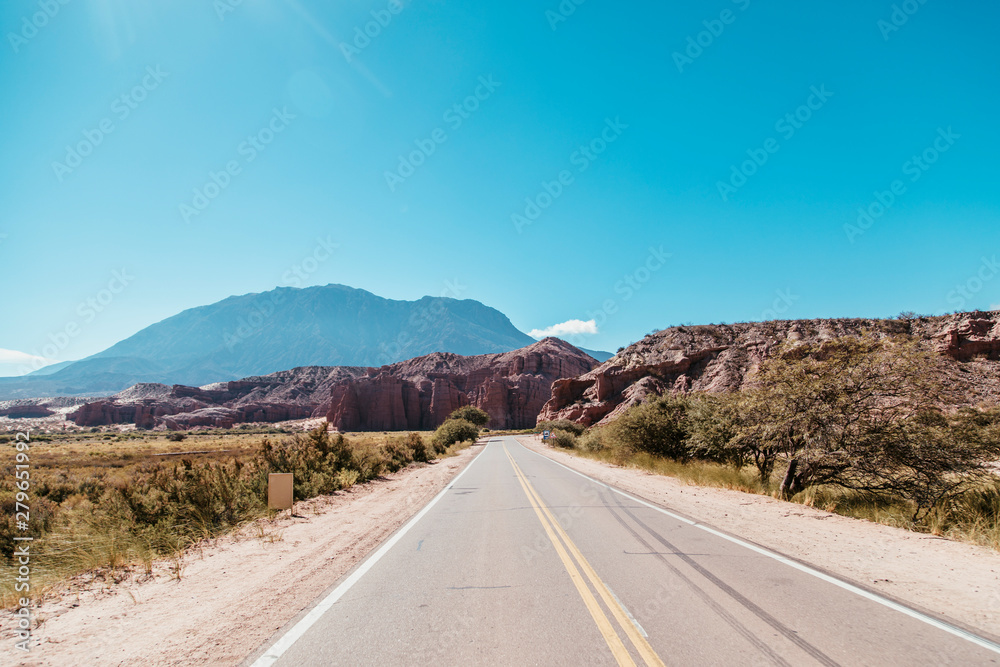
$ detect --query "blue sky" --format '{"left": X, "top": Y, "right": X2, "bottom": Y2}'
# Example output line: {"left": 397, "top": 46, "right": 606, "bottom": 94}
{"left": 2, "top": 0, "right": 998, "bottom": 375}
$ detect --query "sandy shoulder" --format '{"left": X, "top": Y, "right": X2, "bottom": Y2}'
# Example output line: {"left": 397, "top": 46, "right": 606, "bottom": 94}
{"left": 516, "top": 436, "right": 1000, "bottom": 640}
{"left": 1, "top": 445, "right": 484, "bottom": 667}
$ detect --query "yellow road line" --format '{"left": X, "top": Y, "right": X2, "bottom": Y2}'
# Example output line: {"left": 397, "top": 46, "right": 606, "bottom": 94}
{"left": 505, "top": 445, "right": 666, "bottom": 667}
{"left": 503, "top": 446, "right": 636, "bottom": 666}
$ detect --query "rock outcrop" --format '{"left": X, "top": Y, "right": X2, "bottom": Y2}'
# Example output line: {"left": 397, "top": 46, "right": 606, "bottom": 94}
{"left": 539, "top": 311, "right": 1000, "bottom": 426}
{"left": 67, "top": 339, "right": 598, "bottom": 431}
{"left": 0, "top": 405, "right": 55, "bottom": 419}
{"left": 325, "top": 338, "right": 598, "bottom": 430}
{"left": 69, "top": 367, "right": 369, "bottom": 429}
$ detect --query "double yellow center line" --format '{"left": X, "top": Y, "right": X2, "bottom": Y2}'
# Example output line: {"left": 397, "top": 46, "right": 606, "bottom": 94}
{"left": 503, "top": 444, "right": 665, "bottom": 667}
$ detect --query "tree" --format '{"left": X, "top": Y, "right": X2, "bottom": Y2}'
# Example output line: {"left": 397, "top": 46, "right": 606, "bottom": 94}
{"left": 447, "top": 405, "right": 490, "bottom": 428}
{"left": 746, "top": 335, "right": 1000, "bottom": 515}
{"left": 684, "top": 391, "right": 788, "bottom": 484}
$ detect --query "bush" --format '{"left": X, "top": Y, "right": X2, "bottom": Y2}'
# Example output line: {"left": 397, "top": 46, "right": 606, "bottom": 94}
{"left": 432, "top": 419, "right": 480, "bottom": 453}
{"left": 166, "top": 432, "right": 186, "bottom": 442}
{"left": 447, "top": 406, "right": 490, "bottom": 427}
{"left": 402, "top": 432, "right": 431, "bottom": 463}
{"left": 550, "top": 429, "right": 578, "bottom": 449}
{"left": 606, "top": 395, "right": 691, "bottom": 461}
{"left": 537, "top": 419, "right": 585, "bottom": 436}
{"left": 576, "top": 429, "right": 606, "bottom": 452}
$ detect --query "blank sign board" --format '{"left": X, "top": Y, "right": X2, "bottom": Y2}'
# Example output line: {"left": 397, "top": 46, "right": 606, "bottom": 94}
{"left": 268, "top": 473, "right": 294, "bottom": 510}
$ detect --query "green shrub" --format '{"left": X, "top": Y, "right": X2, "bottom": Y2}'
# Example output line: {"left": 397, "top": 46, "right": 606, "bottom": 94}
{"left": 606, "top": 395, "right": 691, "bottom": 461}
{"left": 576, "top": 429, "right": 606, "bottom": 452}
{"left": 447, "top": 406, "right": 490, "bottom": 427}
{"left": 537, "top": 419, "right": 585, "bottom": 436}
{"left": 550, "top": 429, "right": 578, "bottom": 449}
{"left": 432, "top": 419, "right": 480, "bottom": 453}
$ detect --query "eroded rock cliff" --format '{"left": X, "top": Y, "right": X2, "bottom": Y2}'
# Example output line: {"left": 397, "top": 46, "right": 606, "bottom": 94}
{"left": 539, "top": 312, "right": 1000, "bottom": 426}
{"left": 326, "top": 338, "right": 597, "bottom": 430}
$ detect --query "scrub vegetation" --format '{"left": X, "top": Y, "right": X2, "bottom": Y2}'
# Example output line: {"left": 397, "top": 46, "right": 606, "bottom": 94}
{"left": 0, "top": 425, "right": 476, "bottom": 608}
{"left": 541, "top": 335, "right": 1000, "bottom": 551}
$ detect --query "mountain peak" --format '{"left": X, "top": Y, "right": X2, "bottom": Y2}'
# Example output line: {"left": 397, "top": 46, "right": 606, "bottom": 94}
{"left": 0, "top": 285, "right": 538, "bottom": 399}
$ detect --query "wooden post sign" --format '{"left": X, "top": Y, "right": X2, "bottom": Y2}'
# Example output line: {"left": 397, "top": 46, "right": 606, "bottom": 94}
{"left": 268, "top": 473, "right": 294, "bottom": 510}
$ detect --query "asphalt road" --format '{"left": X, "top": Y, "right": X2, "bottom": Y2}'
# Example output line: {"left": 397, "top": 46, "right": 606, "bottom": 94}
{"left": 250, "top": 437, "right": 1000, "bottom": 666}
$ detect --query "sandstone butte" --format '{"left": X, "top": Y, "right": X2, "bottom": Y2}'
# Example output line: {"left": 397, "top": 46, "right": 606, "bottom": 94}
{"left": 538, "top": 311, "right": 1000, "bottom": 426}
{"left": 67, "top": 338, "right": 598, "bottom": 431}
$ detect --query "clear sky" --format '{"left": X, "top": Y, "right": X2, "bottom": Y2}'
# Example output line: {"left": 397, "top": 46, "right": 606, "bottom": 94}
{"left": 2, "top": 0, "right": 998, "bottom": 375}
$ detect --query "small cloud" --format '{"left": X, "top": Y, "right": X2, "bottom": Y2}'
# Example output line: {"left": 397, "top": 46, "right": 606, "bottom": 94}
{"left": 0, "top": 348, "right": 59, "bottom": 377}
{"left": 529, "top": 319, "right": 598, "bottom": 339}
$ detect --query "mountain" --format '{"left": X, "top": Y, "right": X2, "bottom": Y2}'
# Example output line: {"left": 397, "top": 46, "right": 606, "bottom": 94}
{"left": 0, "top": 285, "right": 537, "bottom": 399}
{"left": 68, "top": 338, "right": 599, "bottom": 431}
{"left": 539, "top": 312, "right": 1000, "bottom": 426}
{"left": 26, "top": 360, "right": 77, "bottom": 376}
{"left": 577, "top": 346, "right": 613, "bottom": 362}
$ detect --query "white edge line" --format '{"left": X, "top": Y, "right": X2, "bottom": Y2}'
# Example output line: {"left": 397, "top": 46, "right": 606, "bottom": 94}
{"left": 511, "top": 437, "right": 1000, "bottom": 656}
{"left": 250, "top": 444, "right": 489, "bottom": 666}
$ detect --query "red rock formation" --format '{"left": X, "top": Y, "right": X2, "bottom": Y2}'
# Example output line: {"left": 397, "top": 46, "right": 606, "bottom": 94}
{"left": 0, "top": 405, "right": 55, "bottom": 419}
{"left": 65, "top": 340, "right": 598, "bottom": 431}
{"left": 539, "top": 311, "right": 1000, "bottom": 426}
{"left": 326, "top": 338, "right": 598, "bottom": 431}
{"left": 68, "top": 367, "right": 368, "bottom": 429}
{"left": 936, "top": 316, "right": 1000, "bottom": 360}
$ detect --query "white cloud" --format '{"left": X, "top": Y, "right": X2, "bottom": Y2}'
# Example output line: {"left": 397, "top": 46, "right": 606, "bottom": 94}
{"left": 529, "top": 319, "right": 598, "bottom": 339}
{"left": 0, "top": 348, "right": 59, "bottom": 377}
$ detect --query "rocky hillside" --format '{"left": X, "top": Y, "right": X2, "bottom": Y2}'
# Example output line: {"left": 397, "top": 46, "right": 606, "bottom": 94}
{"left": 326, "top": 337, "right": 597, "bottom": 430}
{"left": 539, "top": 312, "right": 1000, "bottom": 426}
{"left": 68, "top": 338, "right": 597, "bottom": 431}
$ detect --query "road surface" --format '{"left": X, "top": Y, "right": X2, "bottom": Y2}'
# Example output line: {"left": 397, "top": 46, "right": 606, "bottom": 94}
{"left": 248, "top": 437, "right": 1000, "bottom": 666}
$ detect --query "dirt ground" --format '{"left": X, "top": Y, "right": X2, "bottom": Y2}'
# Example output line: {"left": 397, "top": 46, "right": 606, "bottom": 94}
{"left": 0, "top": 445, "right": 484, "bottom": 667}
{"left": 515, "top": 435, "right": 1000, "bottom": 642}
